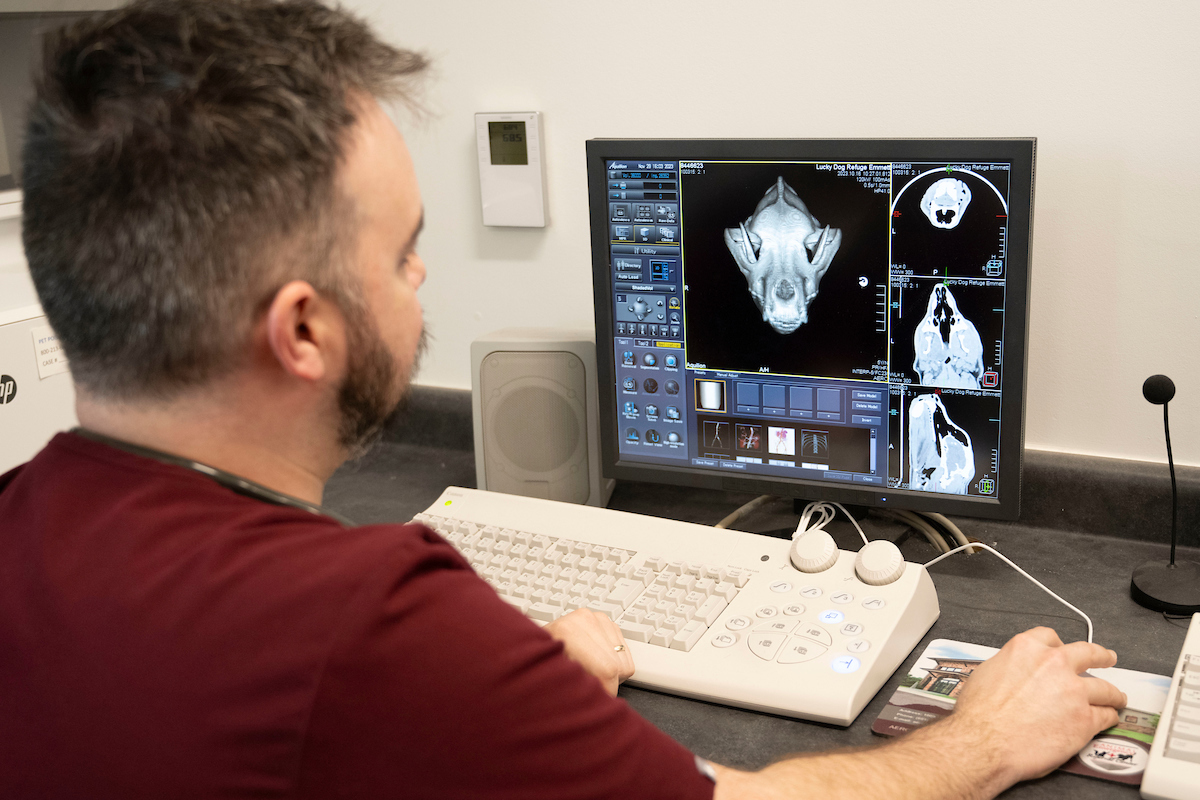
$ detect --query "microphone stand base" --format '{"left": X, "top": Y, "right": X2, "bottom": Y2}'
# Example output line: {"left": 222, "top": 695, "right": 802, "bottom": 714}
{"left": 1131, "top": 560, "right": 1200, "bottom": 614}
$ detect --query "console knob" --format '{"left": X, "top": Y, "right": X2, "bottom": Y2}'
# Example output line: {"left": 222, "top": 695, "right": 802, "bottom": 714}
{"left": 790, "top": 530, "right": 838, "bottom": 573}
{"left": 854, "top": 540, "right": 905, "bottom": 585}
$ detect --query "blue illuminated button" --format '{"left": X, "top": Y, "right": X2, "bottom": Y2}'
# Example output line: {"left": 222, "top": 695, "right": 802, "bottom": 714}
{"left": 831, "top": 655, "right": 861, "bottom": 674}
{"left": 818, "top": 609, "right": 845, "bottom": 625}
{"left": 665, "top": 355, "right": 678, "bottom": 368}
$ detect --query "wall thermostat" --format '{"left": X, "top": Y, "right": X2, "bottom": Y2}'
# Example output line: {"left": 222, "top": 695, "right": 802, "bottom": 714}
{"left": 475, "top": 111, "right": 547, "bottom": 227}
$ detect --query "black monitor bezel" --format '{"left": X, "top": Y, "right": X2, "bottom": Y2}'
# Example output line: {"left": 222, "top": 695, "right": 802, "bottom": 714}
{"left": 586, "top": 138, "right": 1035, "bottom": 521}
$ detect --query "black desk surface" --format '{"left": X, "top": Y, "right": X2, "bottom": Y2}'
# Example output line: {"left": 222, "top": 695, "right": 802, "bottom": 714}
{"left": 324, "top": 440, "right": 1195, "bottom": 799}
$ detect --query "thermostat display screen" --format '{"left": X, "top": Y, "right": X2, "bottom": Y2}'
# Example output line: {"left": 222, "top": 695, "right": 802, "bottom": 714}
{"left": 488, "top": 121, "right": 528, "bottom": 165}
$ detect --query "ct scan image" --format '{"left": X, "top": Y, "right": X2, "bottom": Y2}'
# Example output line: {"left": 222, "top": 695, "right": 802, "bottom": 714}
{"left": 890, "top": 277, "right": 1004, "bottom": 389}
{"left": 890, "top": 166, "right": 1010, "bottom": 279}
{"left": 681, "top": 161, "right": 889, "bottom": 380}
{"left": 887, "top": 387, "right": 1001, "bottom": 497}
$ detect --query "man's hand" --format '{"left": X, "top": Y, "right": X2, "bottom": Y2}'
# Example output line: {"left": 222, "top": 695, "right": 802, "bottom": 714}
{"left": 951, "top": 626, "right": 1127, "bottom": 788}
{"left": 543, "top": 609, "right": 634, "bottom": 696}
{"left": 712, "top": 627, "right": 1128, "bottom": 800}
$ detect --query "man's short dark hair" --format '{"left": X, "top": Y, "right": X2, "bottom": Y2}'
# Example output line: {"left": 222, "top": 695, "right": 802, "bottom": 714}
{"left": 21, "top": 0, "right": 426, "bottom": 399}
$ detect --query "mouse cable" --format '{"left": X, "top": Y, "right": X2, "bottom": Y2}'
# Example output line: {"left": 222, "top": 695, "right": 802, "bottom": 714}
{"left": 794, "top": 500, "right": 870, "bottom": 547}
{"left": 925, "top": 543, "right": 1095, "bottom": 644}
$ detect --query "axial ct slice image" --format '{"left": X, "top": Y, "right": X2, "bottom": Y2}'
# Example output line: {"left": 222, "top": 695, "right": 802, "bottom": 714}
{"left": 723, "top": 176, "right": 842, "bottom": 334}
{"left": 913, "top": 284, "right": 985, "bottom": 388}
{"left": 920, "top": 178, "right": 972, "bottom": 229}
{"left": 908, "top": 393, "right": 975, "bottom": 495}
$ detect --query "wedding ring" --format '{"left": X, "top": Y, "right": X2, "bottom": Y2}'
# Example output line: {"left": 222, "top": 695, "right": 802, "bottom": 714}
{"left": 614, "top": 644, "right": 626, "bottom": 652}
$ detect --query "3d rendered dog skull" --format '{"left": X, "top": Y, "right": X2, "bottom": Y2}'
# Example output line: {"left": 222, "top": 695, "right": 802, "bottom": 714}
{"left": 724, "top": 177, "right": 842, "bottom": 334}
{"left": 920, "top": 177, "right": 971, "bottom": 230}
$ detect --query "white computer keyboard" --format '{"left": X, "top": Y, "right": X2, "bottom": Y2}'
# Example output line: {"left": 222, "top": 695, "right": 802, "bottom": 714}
{"left": 1141, "top": 613, "right": 1200, "bottom": 800}
{"left": 413, "top": 487, "right": 939, "bottom": 726}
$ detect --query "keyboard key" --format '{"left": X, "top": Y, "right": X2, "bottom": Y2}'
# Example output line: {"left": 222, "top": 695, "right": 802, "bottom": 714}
{"left": 607, "top": 579, "right": 644, "bottom": 609}
{"left": 723, "top": 568, "right": 750, "bottom": 587}
{"left": 713, "top": 582, "right": 738, "bottom": 602}
{"left": 671, "top": 621, "right": 706, "bottom": 651}
{"left": 1165, "top": 737, "right": 1200, "bottom": 762}
{"left": 649, "top": 628, "right": 673, "bottom": 647}
{"left": 691, "top": 594, "right": 724, "bottom": 623}
{"left": 619, "top": 620, "right": 655, "bottom": 643}
{"left": 500, "top": 595, "right": 530, "bottom": 614}
{"left": 528, "top": 602, "right": 558, "bottom": 622}
{"left": 1170, "top": 718, "right": 1200, "bottom": 740}
{"left": 662, "top": 615, "right": 687, "bottom": 633}
{"left": 587, "top": 601, "right": 623, "bottom": 620}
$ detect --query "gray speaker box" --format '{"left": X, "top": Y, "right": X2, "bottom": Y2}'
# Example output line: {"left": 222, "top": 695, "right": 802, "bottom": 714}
{"left": 471, "top": 328, "right": 614, "bottom": 507}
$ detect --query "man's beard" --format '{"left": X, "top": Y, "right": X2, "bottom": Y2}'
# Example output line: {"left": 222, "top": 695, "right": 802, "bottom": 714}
{"left": 336, "top": 321, "right": 428, "bottom": 459}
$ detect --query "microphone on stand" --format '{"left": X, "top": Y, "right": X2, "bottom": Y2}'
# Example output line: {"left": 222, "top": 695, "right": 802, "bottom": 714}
{"left": 1131, "top": 374, "right": 1200, "bottom": 613}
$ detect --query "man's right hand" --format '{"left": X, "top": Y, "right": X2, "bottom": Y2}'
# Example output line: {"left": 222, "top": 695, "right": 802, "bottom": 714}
{"left": 713, "top": 627, "right": 1128, "bottom": 800}
{"left": 950, "top": 626, "right": 1127, "bottom": 787}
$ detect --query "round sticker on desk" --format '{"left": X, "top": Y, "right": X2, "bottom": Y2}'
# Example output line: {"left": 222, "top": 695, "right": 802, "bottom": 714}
{"left": 1072, "top": 735, "right": 1149, "bottom": 778}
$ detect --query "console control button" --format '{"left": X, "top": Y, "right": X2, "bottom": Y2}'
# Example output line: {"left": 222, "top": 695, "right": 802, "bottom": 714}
{"left": 793, "top": 624, "right": 833, "bottom": 647}
{"left": 711, "top": 632, "right": 739, "bottom": 648}
{"left": 748, "top": 632, "right": 787, "bottom": 661}
{"left": 831, "top": 592, "right": 853, "bottom": 604}
{"left": 782, "top": 603, "right": 806, "bottom": 616}
{"left": 777, "top": 638, "right": 827, "bottom": 664}
{"left": 769, "top": 580, "right": 793, "bottom": 593}
{"left": 799, "top": 586, "right": 822, "bottom": 599}
{"left": 725, "top": 615, "right": 752, "bottom": 631}
{"left": 755, "top": 605, "right": 779, "bottom": 618}
{"left": 818, "top": 610, "right": 845, "bottom": 625}
{"left": 854, "top": 540, "right": 906, "bottom": 586}
{"left": 831, "top": 655, "right": 861, "bottom": 674}
{"left": 862, "top": 597, "right": 886, "bottom": 611}
{"left": 790, "top": 530, "right": 838, "bottom": 573}
{"left": 754, "top": 620, "right": 795, "bottom": 635}
{"left": 840, "top": 622, "right": 864, "bottom": 636}
{"left": 846, "top": 639, "right": 871, "bottom": 653}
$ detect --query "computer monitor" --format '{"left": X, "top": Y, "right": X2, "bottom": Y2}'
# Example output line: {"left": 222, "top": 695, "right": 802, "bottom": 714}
{"left": 586, "top": 139, "right": 1035, "bottom": 520}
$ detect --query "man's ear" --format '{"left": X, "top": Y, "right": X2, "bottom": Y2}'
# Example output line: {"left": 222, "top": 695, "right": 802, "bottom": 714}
{"left": 264, "top": 280, "right": 343, "bottom": 383}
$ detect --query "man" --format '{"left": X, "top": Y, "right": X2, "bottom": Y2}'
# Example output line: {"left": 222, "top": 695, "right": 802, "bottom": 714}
{"left": 0, "top": 1, "right": 1125, "bottom": 798}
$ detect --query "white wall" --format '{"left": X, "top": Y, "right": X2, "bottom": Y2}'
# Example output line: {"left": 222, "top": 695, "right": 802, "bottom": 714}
{"left": 347, "top": 0, "right": 1200, "bottom": 467}
{"left": 1, "top": 1, "right": 1196, "bottom": 466}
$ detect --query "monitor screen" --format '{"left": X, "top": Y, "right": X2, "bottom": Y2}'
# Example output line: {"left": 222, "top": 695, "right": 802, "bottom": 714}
{"left": 586, "top": 139, "right": 1035, "bottom": 520}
